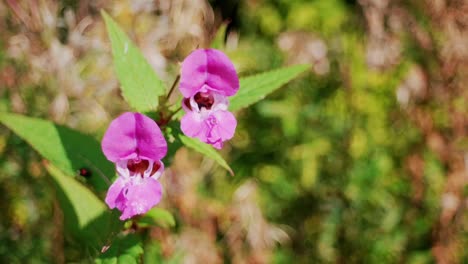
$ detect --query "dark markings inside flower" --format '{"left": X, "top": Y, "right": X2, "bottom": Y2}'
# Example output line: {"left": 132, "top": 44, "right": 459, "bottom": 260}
{"left": 194, "top": 92, "right": 214, "bottom": 110}
{"left": 183, "top": 98, "right": 192, "bottom": 111}
{"left": 127, "top": 159, "right": 161, "bottom": 177}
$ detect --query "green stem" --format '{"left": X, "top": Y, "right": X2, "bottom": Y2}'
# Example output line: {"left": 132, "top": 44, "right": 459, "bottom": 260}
{"left": 166, "top": 106, "right": 182, "bottom": 121}
{"left": 166, "top": 75, "right": 180, "bottom": 101}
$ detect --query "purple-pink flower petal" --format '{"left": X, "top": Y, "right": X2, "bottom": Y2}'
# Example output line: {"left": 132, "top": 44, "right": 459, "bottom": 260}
{"left": 180, "top": 111, "right": 209, "bottom": 142}
{"left": 179, "top": 49, "right": 239, "bottom": 98}
{"left": 105, "top": 177, "right": 163, "bottom": 220}
{"left": 210, "top": 110, "right": 237, "bottom": 141}
{"left": 101, "top": 112, "right": 167, "bottom": 162}
{"left": 181, "top": 110, "right": 237, "bottom": 149}
{"left": 119, "top": 178, "right": 163, "bottom": 220}
{"left": 206, "top": 111, "right": 237, "bottom": 149}
{"left": 105, "top": 177, "right": 126, "bottom": 211}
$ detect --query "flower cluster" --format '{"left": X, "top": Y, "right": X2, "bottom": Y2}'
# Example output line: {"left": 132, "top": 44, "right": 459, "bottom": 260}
{"left": 179, "top": 49, "right": 239, "bottom": 149}
{"left": 102, "top": 49, "right": 238, "bottom": 220}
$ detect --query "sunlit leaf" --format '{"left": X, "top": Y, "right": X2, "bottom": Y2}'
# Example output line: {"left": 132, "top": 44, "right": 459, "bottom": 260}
{"left": 179, "top": 134, "right": 233, "bottom": 175}
{"left": 210, "top": 23, "right": 228, "bottom": 49}
{"left": 0, "top": 113, "right": 113, "bottom": 191}
{"left": 45, "top": 163, "right": 117, "bottom": 251}
{"left": 95, "top": 234, "right": 143, "bottom": 264}
{"left": 137, "top": 208, "right": 176, "bottom": 229}
{"left": 102, "top": 11, "right": 165, "bottom": 112}
{"left": 229, "top": 64, "right": 309, "bottom": 111}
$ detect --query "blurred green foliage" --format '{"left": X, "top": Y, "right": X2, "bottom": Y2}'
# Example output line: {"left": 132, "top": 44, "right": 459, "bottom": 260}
{"left": 225, "top": 0, "right": 461, "bottom": 263}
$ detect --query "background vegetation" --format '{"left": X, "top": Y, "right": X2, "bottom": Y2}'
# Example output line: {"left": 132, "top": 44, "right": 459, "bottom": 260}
{"left": 0, "top": 0, "right": 467, "bottom": 263}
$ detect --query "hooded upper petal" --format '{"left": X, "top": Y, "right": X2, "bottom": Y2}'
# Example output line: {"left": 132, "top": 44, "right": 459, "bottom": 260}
{"left": 101, "top": 112, "right": 167, "bottom": 162}
{"left": 119, "top": 177, "right": 163, "bottom": 220}
{"left": 179, "top": 49, "right": 239, "bottom": 98}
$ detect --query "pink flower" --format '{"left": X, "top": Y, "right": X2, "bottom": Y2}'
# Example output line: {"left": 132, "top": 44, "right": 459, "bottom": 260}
{"left": 179, "top": 49, "right": 239, "bottom": 149}
{"left": 101, "top": 112, "right": 167, "bottom": 220}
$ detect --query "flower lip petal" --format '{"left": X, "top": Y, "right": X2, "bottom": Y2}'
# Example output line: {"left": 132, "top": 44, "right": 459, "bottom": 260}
{"left": 211, "top": 110, "right": 237, "bottom": 141}
{"left": 180, "top": 111, "right": 209, "bottom": 142}
{"left": 101, "top": 112, "right": 167, "bottom": 162}
{"left": 105, "top": 177, "right": 126, "bottom": 211}
{"left": 181, "top": 110, "right": 237, "bottom": 149}
{"left": 179, "top": 49, "right": 239, "bottom": 98}
{"left": 119, "top": 177, "right": 163, "bottom": 220}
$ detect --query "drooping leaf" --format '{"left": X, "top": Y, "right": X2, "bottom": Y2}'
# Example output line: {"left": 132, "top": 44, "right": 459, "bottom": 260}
{"left": 137, "top": 208, "right": 176, "bottom": 229}
{"left": 95, "top": 234, "right": 143, "bottom": 264}
{"left": 179, "top": 134, "right": 234, "bottom": 175}
{"left": 46, "top": 163, "right": 118, "bottom": 251}
{"left": 229, "top": 64, "right": 309, "bottom": 111}
{"left": 102, "top": 11, "right": 165, "bottom": 112}
{"left": 0, "top": 113, "right": 113, "bottom": 191}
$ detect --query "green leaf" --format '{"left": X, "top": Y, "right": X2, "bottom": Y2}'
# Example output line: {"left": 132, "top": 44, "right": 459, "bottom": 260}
{"left": 179, "top": 134, "right": 234, "bottom": 175}
{"left": 45, "top": 163, "right": 117, "bottom": 251}
{"left": 137, "top": 208, "right": 176, "bottom": 229}
{"left": 229, "top": 64, "right": 309, "bottom": 111}
{"left": 0, "top": 113, "right": 113, "bottom": 191}
{"left": 143, "top": 241, "right": 164, "bottom": 264}
{"left": 95, "top": 234, "right": 143, "bottom": 264}
{"left": 102, "top": 11, "right": 165, "bottom": 112}
{"left": 143, "top": 241, "right": 184, "bottom": 264}
{"left": 210, "top": 23, "right": 228, "bottom": 49}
